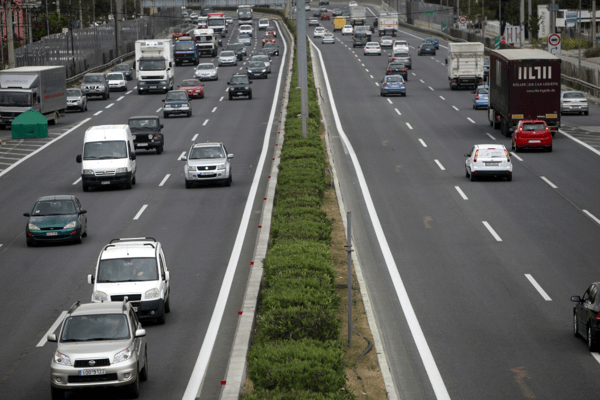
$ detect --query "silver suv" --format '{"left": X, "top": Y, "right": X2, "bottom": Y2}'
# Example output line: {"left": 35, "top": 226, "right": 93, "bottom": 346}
{"left": 181, "top": 142, "right": 233, "bottom": 188}
{"left": 88, "top": 237, "right": 171, "bottom": 324}
{"left": 80, "top": 73, "right": 110, "bottom": 100}
{"left": 48, "top": 300, "right": 148, "bottom": 399}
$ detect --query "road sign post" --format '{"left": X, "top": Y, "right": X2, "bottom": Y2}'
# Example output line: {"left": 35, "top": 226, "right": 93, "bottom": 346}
{"left": 548, "top": 33, "right": 561, "bottom": 54}
{"left": 459, "top": 15, "right": 467, "bottom": 30}
{"left": 494, "top": 36, "right": 500, "bottom": 49}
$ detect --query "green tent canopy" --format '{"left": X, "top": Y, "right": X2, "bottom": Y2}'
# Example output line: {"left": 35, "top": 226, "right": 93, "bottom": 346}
{"left": 11, "top": 109, "right": 48, "bottom": 139}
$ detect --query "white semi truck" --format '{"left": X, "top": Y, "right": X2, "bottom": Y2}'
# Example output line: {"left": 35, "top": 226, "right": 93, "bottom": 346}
{"left": 134, "top": 39, "right": 175, "bottom": 95}
{"left": 447, "top": 42, "right": 485, "bottom": 90}
{"left": 0, "top": 66, "right": 66, "bottom": 129}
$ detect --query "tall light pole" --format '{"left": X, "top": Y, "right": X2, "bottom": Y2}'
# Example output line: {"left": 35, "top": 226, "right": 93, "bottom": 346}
{"left": 6, "top": 0, "right": 15, "bottom": 68}
{"left": 45, "top": 0, "right": 49, "bottom": 35}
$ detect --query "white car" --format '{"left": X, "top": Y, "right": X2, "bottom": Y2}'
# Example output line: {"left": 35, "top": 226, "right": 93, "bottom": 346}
{"left": 322, "top": 32, "right": 335, "bottom": 44}
{"left": 309, "top": 18, "right": 320, "bottom": 26}
{"left": 182, "top": 142, "right": 233, "bottom": 187}
{"left": 380, "top": 36, "right": 395, "bottom": 47}
{"left": 464, "top": 144, "right": 512, "bottom": 181}
{"left": 342, "top": 25, "right": 353, "bottom": 35}
{"left": 364, "top": 42, "right": 381, "bottom": 55}
{"left": 258, "top": 18, "right": 269, "bottom": 30}
{"left": 195, "top": 63, "right": 218, "bottom": 80}
{"left": 239, "top": 24, "right": 253, "bottom": 37}
{"left": 305, "top": 3, "right": 311, "bottom": 10}
{"left": 218, "top": 51, "right": 238, "bottom": 66}
{"left": 87, "top": 237, "right": 172, "bottom": 324}
{"left": 105, "top": 72, "right": 127, "bottom": 91}
{"left": 349, "top": 0, "right": 358, "bottom": 6}
{"left": 393, "top": 40, "right": 409, "bottom": 52}
{"left": 314, "top": 27, "right": 326, "bottom": 38}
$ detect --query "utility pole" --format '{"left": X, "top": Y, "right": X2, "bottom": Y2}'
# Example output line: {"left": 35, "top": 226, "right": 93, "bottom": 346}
{"left": 520, "top": 0, "right": 524, "bottom": 45}
{"left": 78, "top": 0, "right": 82, "bottom": 27}
{"left": 550, "top": 0, "right": 555, "bottom": 34}
{"left": 27, "top": 6, "right": 33, "bottom": 44}
{"left": 593, "top": 0, "right": 597, "bottom": 48}
{"left": 45, "top": 0, "right": 50, "bottom": 35}
{"left": 6, "top": 0, "right": 15, "bottom": 68}
{"left": 296, "top": 0, "right": 308, "bottom": 138}
{"left": 528, "top": 0, "right": 532, "bottom": 42}
{"left": 481, "top": 0, "right": 485, "bottom": 42}
{"left": 578, "top": 0, "right": 582, "bottom": 79}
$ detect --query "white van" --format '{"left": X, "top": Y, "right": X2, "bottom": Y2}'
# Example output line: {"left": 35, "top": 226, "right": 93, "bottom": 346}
{"left": 76, "top": 125, "right": 137, "bottom": 192}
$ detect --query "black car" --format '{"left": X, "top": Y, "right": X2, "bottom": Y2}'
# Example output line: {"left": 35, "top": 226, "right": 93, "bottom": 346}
{"left": 417, "top": 43, "right": 436, "bottom": 56}
{"left": 386, "top": 62, "right": 408, "bottom": 80}
{"left": 226, "top": 43, "right": 245, "bottom": 60}
{"left": 247, "top": 61, "right": 268, "bottom": 79}
{"left": 263, "top": 42, "right": 280, "bottom": 57}
{"left": 313, "top": 9, "right": 321, "bottom": 17}
{"left": 200, "top": 6, "right": 213, "bottom": 16}
{"left": 572, "top": 284, "right": 600, "bottom": 351}
{"left": 112, "top": 63, "right": 133, "bottom": 80}
{"left": 353, "top": 33, "right": 367, "bottom": 47}
{"left": 332, "top": 8, "right": 341, "bottom": 16}
{"left": 128, "top": 116, "right": 165, "bottom": 154}
{"left": 319, "top": 0, "right": 329, "bottom": 5}
{"left": 24, "top": 195, "right": 87, "bottom": 247}
{"left": 228, "top": 74, "right": 253, "bottom": 100}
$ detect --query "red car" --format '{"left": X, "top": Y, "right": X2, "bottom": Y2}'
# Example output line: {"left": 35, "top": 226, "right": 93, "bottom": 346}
{"left": 262, "top": 35, "right": 276, "bottom": 46}
{"left": 511, "top": 119, "right": 552, "bottom": 152}
{"left": 179, "top": 79, "right": 204, "bottom": 99}
{"left": 172, "top": 28, "right": 185, "bottom": 40}
{"left": 321, "top": 13, "right": 330, "bottom": 20}
{"left": 266, "top": 29, "right": 277, "bottom": 38}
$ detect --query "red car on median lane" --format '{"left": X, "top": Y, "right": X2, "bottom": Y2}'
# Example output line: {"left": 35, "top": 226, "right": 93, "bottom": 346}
{"left": 262, "top": 35, "right": 276, "bottom": 46}
{"left": 321, "top": 12, "right": 330, "bottom": 20}
{"left": 179, "top": 79, "right": 204, "bottom": 99}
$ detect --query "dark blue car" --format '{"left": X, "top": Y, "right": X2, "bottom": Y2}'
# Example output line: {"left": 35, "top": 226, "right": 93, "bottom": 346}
{"left": 380, "top": 75, "right": 406, "bottom": 97}
{"left": 417, "top": 43, "right": 436, "bottom": 56}
{"left": 425, "top": 37, "right": 439, "bottom": 49}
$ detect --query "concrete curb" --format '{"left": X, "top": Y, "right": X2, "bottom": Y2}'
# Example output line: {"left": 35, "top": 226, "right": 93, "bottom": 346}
{"left": 309, "top": 40, "right": 400, "bottom": 400}
{"left": 219, "top": 16, "right": 294, "bottom": 400}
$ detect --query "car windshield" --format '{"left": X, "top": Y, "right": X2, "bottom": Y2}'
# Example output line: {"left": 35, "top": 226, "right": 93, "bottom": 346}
{"left": 175, "top": 42, "right": 195, "bottom": 51}
{"left": 240, "top": 34, "right": 250, "bottom": 39}
{"left": 423, "top": 44, "right": 434, "bottom": 48}
{"left": 478, "top": 149, "right": 504, "bottom": 158}
{"left": 181, "top": 80, "right": 201, "bottom": 87}
{"left": 523, "top": 123, "right": 546, "bottom": 131}
{"left": 260, "top": 19, "right": 268, "bottom": 24}
{"left": 166, "top": 92, "right": 188, "bottom": 101}
{"left": 83, "top": 75, "right": 103, "bottom": 83}
{"left": 61, "top": 314, "right": 130, "bottom": 342}
{"left": 197, "top": 64, "right": 215, "bottom": 70}
{"left": 344, "top": 25, "right": 352, "bottom": 28}
{"left": 106, "top": 73, "right": 123, "bottom": 80}
{"left": 315, "top": 28, "right": 324, "bottom": 31}
{"left": 220, "top": 51, "right": 235, "bottom": 57}
{"left": 386, "top": 76, "right": 403, "bottom": 83}
{"left": 83, "top": 141, "right": 127, "bottom": 160}
{"left": 249, "top": 62, "right": 265, "bottom": 68}
{"left": 264, "top": 44, "right": 275, "bottom": 48}
{"left": 173, "top": 28, "right": 182, "bottom": 33}
{"left": 97, "top": 257, "right": 159, "bottom": 283}
{"left": 226, "top": 44, "right": 242, "bottom": 50}
{"left": 230, "top": 76, "right": 249, "bottom": 85}
{"left": 32, "top": 200, "right": 76, "bottom": 216}
{"left": 397, "top": 52, "right": 409, "bottom": 57}
{"left": 138, "top": 60, "right": 166, "bottom": 71}
{"left": 382, "top": 36, "right": 393, "bottom": 40}
{"left": 390, "top": 63, "right": 405, "bottom": 68}
{"left": 66, "top": 89, "right": 82, "bottom": 96}
{"left": 564, "top": 92, "right": 585, "bottom": 99}
{"left": 189, "top": 146, "right": 225, "bottom": 159}
{"left": 113, "top": 65, "right": 129, "bottom": 71}
{"left": 476, "top": 87, "right": 488, "bottom": 94}
{"left": 129, "top": 118, "right": 158, "bottom": 129}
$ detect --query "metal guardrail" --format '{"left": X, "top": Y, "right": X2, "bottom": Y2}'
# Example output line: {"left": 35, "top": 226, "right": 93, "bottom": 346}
{"left": 65, "top": 51, "right": 135, "bottom": 85}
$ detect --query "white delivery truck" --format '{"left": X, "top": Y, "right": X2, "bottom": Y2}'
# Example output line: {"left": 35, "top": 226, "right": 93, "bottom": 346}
{"left": 134, "top": 39, "right": 175, "bottom": 95}
{"left": 447, "top": 42, "right": 484, "bottom": 90}
{"left": 207, "top": 14, "right": 227, "bottom": 37}
{"left": 0, "top": 66, "right": 66, "bottom": 129}
{"left": 350, "top": 6, "right": 367, "bottom": 26}
{"left": 378, "top": 12, "right": 399, "bottom": 36}
{"left": 194, "top": 28, "right": 219, "bottom": 57}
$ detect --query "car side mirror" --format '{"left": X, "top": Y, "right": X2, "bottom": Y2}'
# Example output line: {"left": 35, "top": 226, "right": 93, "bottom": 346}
{"left": 228, "top": 154, "right": 234, "bottom": 159}
{"left": 572, "top": 296, "right": 582, "bottom": 302}
{"left": 181, "top": 155, "right": 187, "bottom": 161}
{"left": 227, "top": 82, "right": 230, "bottom": 85}
{"left": 160, "top": 124, "right": 164, "bottom": 129}
{"left": 445, "top": 58, "right": 448, "bottom": 65}
{"left": 249, "top": 81, "right": 253, "bottom": 84}
{"left": 135, "top": 329, "right": 146, "bottom": 338}
{"left": 87, "top": 274, "right": 94, "bottom": 284}
{"left": 464, "top": 153, "right": 470, "bottom": 157}
{"left": 79, "top": 210, "right": 87, "bottom": 215}
{"left": 162, "top": 99, "right": 165, "bottom": 102}
{"left": 164, "top": 271, "right": 170, "bottom": 281}
{"left": 76, "top": 154, "right": 82, "bottom": 163}
{"left": 178, "top": 85, "right": 181, "bottom": 88}
{"left": 47, "top": 334, "right": 57, "bottom": 342}
{"left": 472, "top": 90, "right": 476, "bottom": 94}
{"left": 130, "top": 152, "right": 137, "bottom": 160}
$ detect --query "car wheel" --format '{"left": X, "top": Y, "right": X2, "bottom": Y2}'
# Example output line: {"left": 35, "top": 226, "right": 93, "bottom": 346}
{"left": 585, "top": 111, "right": 589, "bottom": 115}
{"left": 82, "top": 229, "right": 87, "bottom": 238}
{"left": 187, "top": 111, "right": 192, "bottom": 117}
{"left": 125, "top": 176, "right": 133, "bottom": 190}
{"left": 229, "top": 93, "right": 233, "bottom": 100}
{"left": 102, "top": 92, "right": 107, "bottom": 100}
{"left": 156, "top": 144, "right": 163, "bottom": 155}
{"left": 164, "top": 293, "right": 171, "bottom": 313}
{"left": 51, "top": 386, "right": 66, "bottom": 400}
{"left": 546, "top": 145, "right": 552, "bottom": 153}
{"left": 469, "top": 170, "right": 476, "bottom": 181}
{"left": 26, "top": 238, "right": 35, "bottom": 247}
{"left": 107, "top": 92, "right": 110, "bottom": 99}
{"left": 156, "top": 308, "right": 166, "bottom": 325}
{"left": 185, "top": 179, "right": 193, "bottom": 189}
{"left": 82, "top": 183, "right": 90, "bottom": 192}
{"left": 132, "top": 175, "right": 136, "bottom": 185}
{"left": 589, "top": 325, "right": 598, "bottom": 352}
{"left": 473, "top": 104, "right": 476, "bottom": 109}
{"left": 164, "top": 113, "right": 169, "bottom": 118}
{"left": 139, "top": 346, "right": 149, "bottom": 382}
{"left": 74, "top": 232, "right": 83, "bottom": 244}
{"left": 574, "top": 313, "right": 579, "bottom": 338}
{"left": 380, "top": 91, "right": 383, "bottom": 97}
{"left": 465, "top": 168, "right": 469, "bottom": 178}
{"left": 249, "top": 93, "right": 252, "bottom": 100}
{"left": 224, "top": 174, "right": 232, "bottom": 187}
{"left": 126, "top": 370, "right": 140, "bottom": 398}
{"left": 514, "top": 143, "right": 519, "bottom": 153}
{"left": 138, "top": 90, "right": 143, "bottom": 95}
{"left": 506, "top": 174, "right": 512, "bottom": 182}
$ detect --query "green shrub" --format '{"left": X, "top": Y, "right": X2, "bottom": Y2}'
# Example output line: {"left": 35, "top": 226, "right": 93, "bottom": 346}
{"left": 271, "top": 219, "right": 332, "bottom": 245}
{"left": 273, "top": 205, "right": 328, "bottom": 223}
{"left": 248, "top": 339, "right": 347, "bottom": 393}
{"left": 263, "top": 266, "right": 335, "bottom": 290}
{"left": 275, "top": 195, "right": 322, "bottom": 208}
{"left": 244, "top": 389, "right": 353, "bottom": 400}
{"left": 280, "top": 146, "right": 326, "bottom": 165}
{"left": 261, "top": 285, "right": 341, "bottom": 311}
{"left": 254, "top": 307, "right": 340, "bottom": 343}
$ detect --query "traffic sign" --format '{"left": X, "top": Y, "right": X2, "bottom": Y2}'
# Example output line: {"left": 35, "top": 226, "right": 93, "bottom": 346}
{"left": 495, "top": 36, "right": 500, "bottom": 49}
{"left": 548, "top": 33, "right": 561, "bottom": 54}
{"left": 459, "top": 16, "right": 467, "bottom": 24}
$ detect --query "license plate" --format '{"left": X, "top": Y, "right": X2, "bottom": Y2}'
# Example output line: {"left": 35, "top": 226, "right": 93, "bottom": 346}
{"left": 101, "top": 181, "right": 110, "bottom": 185}
{"left": 485, "top": 162, "right": 499, "bottom": 166}
{"left": 78, "top": 369, "right": 106, "bottom": 376}
{"left": 150, "top": 86, "right": 157, "bottom": 89}
{"left": 529, "top": 140, "right": 541, "bottom": 143}
{"left": 46, "top": 232, "right": 58, "bottom": 236}
{"left": 137, "top": 143, "right": 148, "bottom": 147}
{"left": 200, "top": 171, "right": 213, "bottom": 176}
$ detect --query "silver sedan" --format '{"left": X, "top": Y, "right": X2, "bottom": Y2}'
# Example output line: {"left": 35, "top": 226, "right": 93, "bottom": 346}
{"left": 561, "top": 91, "right": 589, "bottom": 115}
{"left": 195, "top": 63, "right": 218, "bottom": 81}
{"left": 364, "top": 42, "right": 382, "bottom": 56}
{"left": 218, "top": 51, "right": 238, "bottom": 66}
{"left": 322, "top": 32, "right": 335, "bottom": 44}
{"left": 380, "top": 36, "right": 395, "bottom": 47}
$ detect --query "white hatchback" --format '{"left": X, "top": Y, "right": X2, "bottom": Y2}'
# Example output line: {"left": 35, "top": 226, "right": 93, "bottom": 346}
{"left": 258, "top": 18, "right": 269, "bottom": 30}
{"left": 313, "top": 27, "right": 326, "bottom": 38}
{"left": 239, "top": 24, "right": 253, "bottom": 37}
{"left": 342, "top": 25, "right": 353, "bottom": 35}
{"left": 364, "top": 42, "right": 381, "bottom": 55}
{"left": 465, "top": 144, "right": 512, "bottom": 181}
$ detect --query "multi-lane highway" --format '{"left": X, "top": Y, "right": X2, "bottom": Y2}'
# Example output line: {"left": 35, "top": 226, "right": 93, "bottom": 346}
{"left": 0, "top": 15, "right": 289, "bottom": 400}
{"left": 311, "top": 3, "right": 600, "bottom": 399}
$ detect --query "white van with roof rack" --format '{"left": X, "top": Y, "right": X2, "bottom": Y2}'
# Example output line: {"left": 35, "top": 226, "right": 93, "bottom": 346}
{"left": 88, "top": 237, "right": 171, "bottom": 324}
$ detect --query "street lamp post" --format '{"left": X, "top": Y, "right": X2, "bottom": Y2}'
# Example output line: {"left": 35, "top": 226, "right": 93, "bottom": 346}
{"left": 45, "top": 0, "right": 50, "bottom": 35}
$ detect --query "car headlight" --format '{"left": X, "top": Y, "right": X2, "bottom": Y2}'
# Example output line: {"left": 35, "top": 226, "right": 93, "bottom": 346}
{"left": 98, "top": 85, "right": 105, "bottom": 90}
{"left": 187, "top": 165, "right": 195, "bottom": 171}
{"left": 245, "top": 87, "right": 249, "bottom": 90}
{"left": 165, "top": 104, "right": 172, "bottom": 108}
{"left": 262, "top": 69, "right": 266, "bottom": 72}
{"left": 116, "top": 167, "right": 127, "bottom": 173}
{"left": 132, "top": 134, "right": 137, "bottom": 140}
{"left": 28, "top": 223, "right": 40, "bottom": 231}
{"left": 148, "top": 134, "right": 153, "bottom": 139}
{"left": 82, "top": 169, "right": 94, "bottom": 175}
{"left": 54, "top": 351, "right": 71, "bottom": 366}
{"left": 92, "top": 291, "right": 108, "bottom": 302}
{"left": 114, "top": 346, "right": 133, "bottom": 364}
{"left": 145, "top": 288, "right": 160, "bottom": 299}
{"left": 216, "top": 164, "right": 226, "bottom": 170}
{"left": 63, "top": 221, "right": 77, "bottom": 229}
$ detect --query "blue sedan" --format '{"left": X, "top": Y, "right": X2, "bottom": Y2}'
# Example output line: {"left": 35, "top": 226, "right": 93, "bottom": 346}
{"left": 472, "top": 85, "right": 489, "bottom": 109}
{"left": 380, "top": 75, "right": 406, "bottom": 97}
{"left": 425, "top": 37, "right": 439, "bottom": 49}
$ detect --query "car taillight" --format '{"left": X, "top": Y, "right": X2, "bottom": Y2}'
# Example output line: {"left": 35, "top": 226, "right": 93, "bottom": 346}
{"left": 474, "top": 150, "right": 479, "bottom": 162}
{"left": 408, "top": 57, "right": 411, "bottom": 60}
{"left": 563, "top": 100, "right": 570, "bottom": 103}
{"left": 402, "top": 69, "right": 406, "bottom": 72}
{"left": 582, "top": 100, "right": 588, "bottom": 103}
{"left": 504, "top": 149, "right": 510, "bottom": 162}
{"left": 387, "top": 68, "right": 391, "bottom": 72}
{"left": 595, "top": 312, "right": 600, "bottom": 321}
{"left": 384, "top": 83, "right": 388, "bottom": 86}
{"left": 475, "top": 94, "right": 479, "bottom": 100}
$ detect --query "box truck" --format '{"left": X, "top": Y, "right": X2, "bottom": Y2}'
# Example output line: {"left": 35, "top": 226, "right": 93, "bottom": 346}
{"left": 447, "top": 42, "right": 484, "bottom": 90}
{"left": 350, "top": 6, "right": 367, "bottom": 26}
{"left": 134, "top": 39, "right": 175, "bottom": 95}
{"left": 378, "top": 12, "right": 399, "bottom": 36}
{"left": 0, "top": 66, "right": 66, "bottom": 129}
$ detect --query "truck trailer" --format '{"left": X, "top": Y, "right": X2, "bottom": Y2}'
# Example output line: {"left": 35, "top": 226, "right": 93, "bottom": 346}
{"left": 174, "top": 40, "right": 198, "bottom": 66}
{"left": 134, "top": 39, "right": 175, "bottom": 95}
{"left": 0, "top": 66, "right": 66, "bottom": 129}
{"left": 350, "top": 6, "right": 366, "bottom": 26}
{"left": 487, "top": 49, "right": 561, "bottom": 137}
{"left": 447, "top": 42, "right": 484, "bottom": 90}
{"left": 378, "top": 12, "right": 399, "bottom": 36}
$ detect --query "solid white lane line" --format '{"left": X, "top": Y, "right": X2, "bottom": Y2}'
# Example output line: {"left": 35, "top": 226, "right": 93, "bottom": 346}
{"left": 467, "top": 117, "right": 476, "bottom": 124}
{"left": 310, "top": 38, "right": 451, "bottom": 400}
{"left": 72, "top": 177, "right": 81, "bottom": 185}
{"left": 178, "top": 151, "right": 186, "bottom": 160}
{"left": 560, "top": 129, "right": 600, "bottom": 157}
{"left": 37, "top": 311, "right": 67, "bottom": 347}
{"left": 455, "top": 186, "right": 468, "bottom": 200}
{"left": 183, "top": 20, "right": 288, "bottom": 400}
{"left": 387, "top": 99, "right": 393, "bottom": 104}
{"left": 482, "top": 221, "right": 502, "bottom": 241}
{"left": 212, "top": 107, "right": 217, "bottom": 113}
{"left": 219, "top": 96, "right": 224, "bottom": 101}
{"left": 105, "top": 103, "right": 114, "bottom": 109}
{"left": 94, "top": 111, "right": 102, "bottom": 116}
{"left": 452, "top": 106, "right": 459, "bottom": 111}
{"left": 192, "top": 134, "right": 199, "bottom": 141}
{"left": 418, "top": 139, "right": 427, "bottom": 147}
{"left": 583, "top": 210, "right": 600, "bottom": 226}
{"left": 159, "top": 174, "right": 171, "bottom": 187}
{"left": 429, "top": 86, "right": 434, "bottom": 91}
{"left": 439, "top": 96, "right": 445, "bottom": 100}
{"left": 133, "top": 205, "right": 148, "bottom": 220}
{"left": 203, "top": 119, "right": 209, "bottom": 126}
{"left": 434, "top": 159, "right": 445, "bottom": 170}
{"left": 486, "top": 133, "right": 496, "bottom": 140}
{"left": 525, "top": 274, "right": 552, "bottom": 301}
{"left": 395, "top": 108, "right": 402, "bottom": 116}
{"left": 510, "top": 152, "right": 523, "bottom": 161}
{"left": 156, "top": 108, "right": 162, "bottom": 112}
{"left": 541, "top": 176, "right": 557, "bottom": 189}
{"left": 406, "top": 122, "right": 413, "bottom": 129}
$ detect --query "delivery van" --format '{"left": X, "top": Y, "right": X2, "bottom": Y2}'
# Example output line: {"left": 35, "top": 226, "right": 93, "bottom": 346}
{"left": 334, "top": 17, "right": 346, "bottom": 31}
